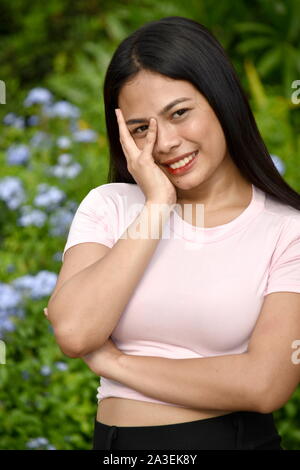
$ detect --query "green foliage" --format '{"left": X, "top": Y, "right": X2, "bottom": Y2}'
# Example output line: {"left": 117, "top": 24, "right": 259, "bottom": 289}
{"left": 244, "top": 58, "right": 300, "bottom": 188}
{"left": 0, "top": 89, "right": 108, "bottom": 449}
{"left": 0, "top": 302, "right": 100, "bottom": 450}
{"left": 232, "top": 0, "right": 300, "bottom": 98}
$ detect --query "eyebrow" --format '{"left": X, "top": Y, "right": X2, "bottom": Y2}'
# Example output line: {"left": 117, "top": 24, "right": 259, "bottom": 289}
{"left": 125, "top": 97, "right": 193, "bottom": 126}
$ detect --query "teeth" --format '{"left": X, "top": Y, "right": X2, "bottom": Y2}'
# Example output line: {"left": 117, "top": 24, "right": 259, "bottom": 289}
{"left": 169, "top": 151, "right": 197, "bottom": 169}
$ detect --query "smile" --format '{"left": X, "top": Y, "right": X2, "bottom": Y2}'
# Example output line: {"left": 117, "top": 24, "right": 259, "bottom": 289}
{"left": 164, "top": 150, "right": 199, "bottom": 175}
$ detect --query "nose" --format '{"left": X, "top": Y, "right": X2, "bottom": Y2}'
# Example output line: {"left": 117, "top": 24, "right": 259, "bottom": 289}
{"left": 153, "top": 121, "right": 181, "bottom": 156}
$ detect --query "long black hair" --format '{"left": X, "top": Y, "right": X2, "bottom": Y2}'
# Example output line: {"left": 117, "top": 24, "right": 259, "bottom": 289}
{"left": 103, "top": 16, "right": 300, "bottom": 210}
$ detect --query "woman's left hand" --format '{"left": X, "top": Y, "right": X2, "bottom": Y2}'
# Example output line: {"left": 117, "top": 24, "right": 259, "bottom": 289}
{"left": 82, "top": 337, "right": 124, "bottom": 378}
{"left": 43, "top": 306, "right": 124, "bottom": 379}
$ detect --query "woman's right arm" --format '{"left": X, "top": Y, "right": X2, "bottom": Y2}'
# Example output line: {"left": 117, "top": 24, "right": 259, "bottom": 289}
{"left": 48, "top": 107, "right": 177, "bottom": 359}
{"left": 47, "top": 199, "right": 174, "bottom": 358}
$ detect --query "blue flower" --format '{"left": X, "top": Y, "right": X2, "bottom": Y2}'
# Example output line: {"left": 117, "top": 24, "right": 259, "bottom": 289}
{"left": 6, "top": 264, "right": 16, "bottom": 273}
{"left": 31, "top": 271, "right": 58, "bottom": 299}
{"left": 0, "top": 317, "right": 16, "bottom": 338}
{"left": 0, "top": 283, "right": 23, "bottom": 339}
{"left": 11, "top": 275, "right": 36, "bottom": 298}
{"left": 3, "top": 112, "right": 18, "bottom": 125}
{"left": 27, "top": 115, "right": 40, "bottom": 126}
{"left": 58, "top": 153, "right": 72, "bottom": 165}
{"left": 47, "top": 157, "right": 82, "bottom": 179}
{"left": 73, "top": 129, "right": 98, "bottom": 142}
{"left": 0, "top": 283, "right": 22, "bottom": 309}
{"left": 17, "top": 206, "right": 47, "bottom": 227}
{"left": 26, "top": 437, "right": 51, "bottom": 449}
{"left": 24, "top": 87, "right": 53, "bottom": 107}
{"left": 55, "top": 361, "right": 69, "bottom": 371}
{"left": 53, "top": 251, "right": 63, "bottom": 262}
{"left": 270, "top": 154, "right": 285, "bottom": 175}
{"left": 57, "top": 136, "right": 72, "bottom": 149}
{"left": 0, "top": 176, "right": 26, "bottom": 210}
{"left": 43, "top": 100, "right": 80, "bottom": 119}
{"left": 6, "top": 144, "right": 30, "bottom": 166}
{"left": 40, "top": 365, "right": 52, "bottom": 376}
{"left": 22, "top": 371, "right": 30, "bottom": 380}
{"left": 34, "top": 184, "right": 66, "bottom": 211}
{"left": 12, "top": 271, "right": 58, "bottom": 300}
{"left": 3, "top": 112, "right": 25, "bottom": 129}
{"left": 30, "top": 131, "right": 52, "bottom": 149}
{"left": 64, "top": 163, "right": 82, "bottom": 179}
{"left": 49, "top": 208, "right": 75, "bottom": 237}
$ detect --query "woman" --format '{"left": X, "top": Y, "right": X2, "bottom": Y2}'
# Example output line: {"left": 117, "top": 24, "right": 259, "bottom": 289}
{"left": 46, "top": 16, "right": 300, "bottom": 450}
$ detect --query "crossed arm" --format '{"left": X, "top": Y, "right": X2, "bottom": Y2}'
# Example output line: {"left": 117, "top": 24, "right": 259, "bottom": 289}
{"left": 111, "top": 292, "right": 300, "bottom": 413}
{"left": 47, "top": 292, "right": 300, "bottom": 413}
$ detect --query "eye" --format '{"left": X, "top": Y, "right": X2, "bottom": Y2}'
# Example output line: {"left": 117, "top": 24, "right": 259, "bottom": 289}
{"left": 131, "top": 108, "right": 190, "bottom": 135}
{"left": 173, "top": 108, "right": 189, "bottom": 118}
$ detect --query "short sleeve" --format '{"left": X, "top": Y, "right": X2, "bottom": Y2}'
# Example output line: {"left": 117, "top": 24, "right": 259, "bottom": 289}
{"left": 61, "top": 188, "right": 115, "bottom": 262}
{"left": 263, "top": 216, "right": 300, "bottom": 296}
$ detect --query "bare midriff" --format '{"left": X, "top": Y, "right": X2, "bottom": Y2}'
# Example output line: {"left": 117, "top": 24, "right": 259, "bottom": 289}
{"left": 97, "top": 398, "right": 233, "bottom": 427}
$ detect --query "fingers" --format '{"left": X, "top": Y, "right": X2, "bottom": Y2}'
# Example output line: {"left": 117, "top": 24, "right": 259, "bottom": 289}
{"left": 115, "top": 108, "right": 138, "bottom": 158}
{"left": 143, "top": 118, "right": 157, "bottom": 153}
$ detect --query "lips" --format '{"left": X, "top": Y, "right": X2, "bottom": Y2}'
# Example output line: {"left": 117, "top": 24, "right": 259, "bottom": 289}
{"left": 164, "top": 150, "right": 199, "bottom": 175}
{"left": 161, "top": 150, "right": 199, "bottom": 166}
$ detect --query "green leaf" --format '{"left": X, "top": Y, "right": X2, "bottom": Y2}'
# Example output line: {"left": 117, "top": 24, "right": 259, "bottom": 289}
{"left": 233, "top": 22, "right": 275, "bottom": 35}
{"left": 257, "top": 46, "right": 282, "bottom": 77}
{"left": 236, "top": 36, "right": 275, "bottom": 54}
{"left": 244, "top": 59, "right": 267, "bottom": 109}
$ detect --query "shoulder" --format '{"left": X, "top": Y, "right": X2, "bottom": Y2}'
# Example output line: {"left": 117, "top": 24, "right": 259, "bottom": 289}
{"left": 80, "top": 183, "right": 146, "bottom": 224}
{"left": 262, "top": 194, "right": 300, "bottom": 260}
{"left": 264, "top": 192, "right": 300, "bottom": 224}
{"left": 260, "top": 192, "right": 300, "bottom": 239}
{"left": 92, "top": 182, "right": 145, "bottom": 203}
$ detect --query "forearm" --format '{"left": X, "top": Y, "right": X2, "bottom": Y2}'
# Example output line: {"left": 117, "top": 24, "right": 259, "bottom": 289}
{"left": 116, "top": 352, "right": 264, "bottom": 412}
{"left": 48, "top": 201, "right": 173, "bottom": 356}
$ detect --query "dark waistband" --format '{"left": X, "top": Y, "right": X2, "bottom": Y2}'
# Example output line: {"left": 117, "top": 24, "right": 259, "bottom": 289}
{"left": 95, "top": 410, "right": 279, "bottom": 450}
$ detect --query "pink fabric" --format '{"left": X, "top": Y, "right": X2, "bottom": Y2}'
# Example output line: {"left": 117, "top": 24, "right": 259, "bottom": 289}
{"left": 62, "top": 182, "right": 300, "bottom": 407}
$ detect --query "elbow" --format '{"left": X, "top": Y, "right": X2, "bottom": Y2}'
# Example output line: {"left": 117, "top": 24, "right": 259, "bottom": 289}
{"left": 47, "top": 303, "right": 108, "bottom": 358}
{"left": 255, "top": 381, "right": 286, "bottom": 415}
{"left": 58, "top": 345, "right": 82, "bottom": 359}
{"left": 243, "top": 372, "right": 274, "bottom": 414}
{"left": 53, "top": 325, "right": 107, "bottom": 359}
{"left": 57, "top": 339, "right": 84, "bottom": 359}
{"left": 47, "top": 304, "right": 85, "bottom": 358}
{"left": 52, "top": 325, "right": 86, "bottom": 359}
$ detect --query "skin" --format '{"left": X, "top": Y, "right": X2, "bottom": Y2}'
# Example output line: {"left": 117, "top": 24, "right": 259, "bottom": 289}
{"left": 44, "top": 308, "right": 121, "bottom": 377}
{"left": 118, "top": 69, "right": 252, "bottom": 213}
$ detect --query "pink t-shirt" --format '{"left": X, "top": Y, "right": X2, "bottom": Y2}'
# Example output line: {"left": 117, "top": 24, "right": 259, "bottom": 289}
{"left": 62, "top": 182, "right": 300, "bottom": 407}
